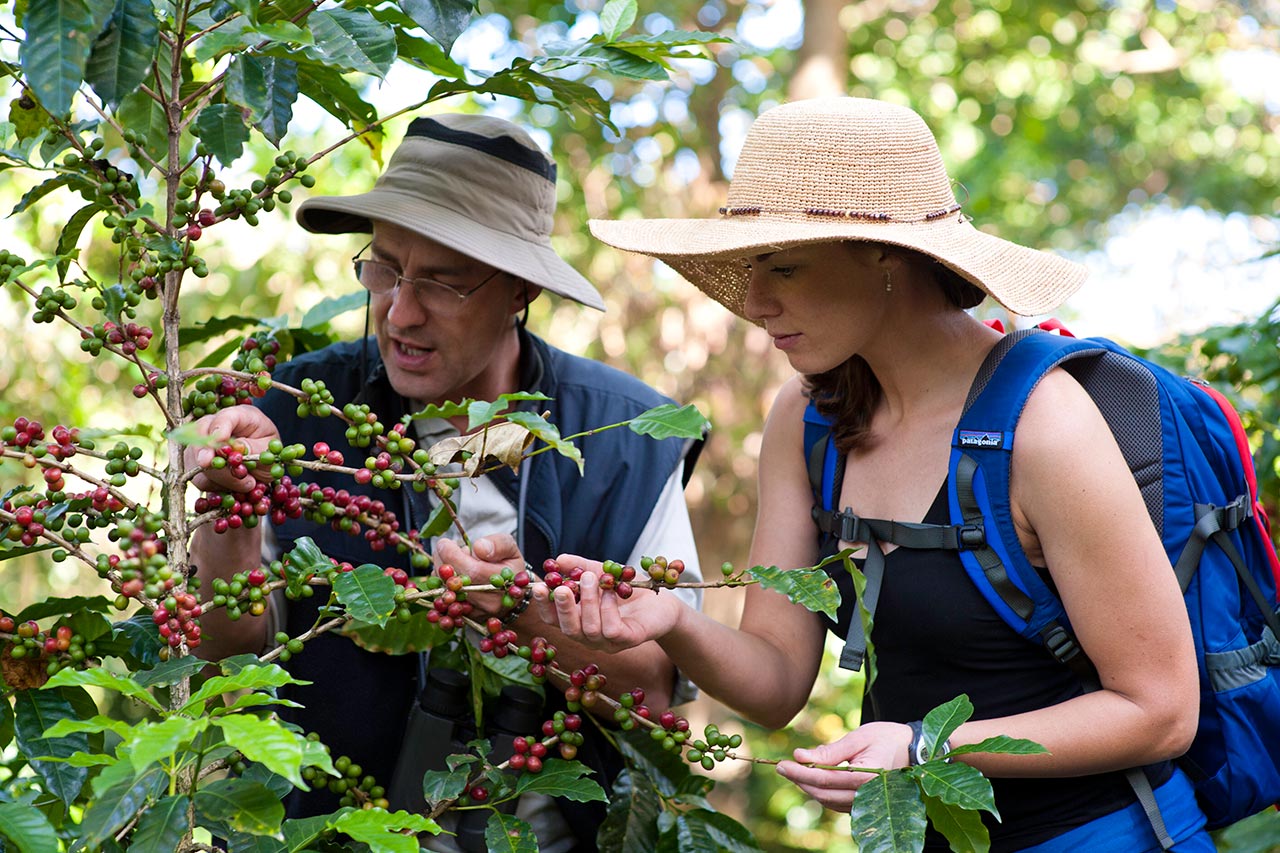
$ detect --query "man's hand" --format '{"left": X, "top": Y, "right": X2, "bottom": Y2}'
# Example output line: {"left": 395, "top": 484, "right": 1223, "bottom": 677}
{"left": 435, "top": 535, "right": 526, "bottom": 619}
{"left": 184, "top": 406, "right": 282, "bottom": 493}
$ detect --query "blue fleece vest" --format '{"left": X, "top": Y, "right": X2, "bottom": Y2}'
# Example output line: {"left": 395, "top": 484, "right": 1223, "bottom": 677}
{"left": 253, "top": 331, "right": 697, "bottom": 846}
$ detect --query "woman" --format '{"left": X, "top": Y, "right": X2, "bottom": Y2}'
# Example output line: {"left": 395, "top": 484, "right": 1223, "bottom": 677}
{"left": 535, "top": 98, "right": 1210, "bottom": 851}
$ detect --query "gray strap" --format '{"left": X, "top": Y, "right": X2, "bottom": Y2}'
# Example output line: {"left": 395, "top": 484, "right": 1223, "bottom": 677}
{"left": 955, "top": 454, "right": 1036, "bottom": 621}
{"left": 839, "top": 532, "right": 885, "bottom": 672}
{"left": 813, "top": 509, "right": 984, "bottom": 551}
{"left": 1125, "top": 767, "right": 1175, "bottom": 850}
{"left": 1177, "top": 499, "right": 1280, "bottom": 641}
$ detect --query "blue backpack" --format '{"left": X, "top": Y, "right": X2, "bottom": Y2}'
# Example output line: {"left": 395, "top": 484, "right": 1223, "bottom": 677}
{"left": 805, "top": 326, "right": 1280, "bottom": 839}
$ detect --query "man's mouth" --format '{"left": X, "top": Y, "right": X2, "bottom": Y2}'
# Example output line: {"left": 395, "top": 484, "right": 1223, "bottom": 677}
{"left": 396, "top": 340, "right": 433, "bottom": 356}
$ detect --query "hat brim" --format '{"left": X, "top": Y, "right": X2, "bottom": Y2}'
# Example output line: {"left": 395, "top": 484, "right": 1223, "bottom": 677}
{"left": 589, "top": 215, "right": 1085, "bottom": 317}
{"left": 298, "top": 191, "right": 606, "bottom": 311}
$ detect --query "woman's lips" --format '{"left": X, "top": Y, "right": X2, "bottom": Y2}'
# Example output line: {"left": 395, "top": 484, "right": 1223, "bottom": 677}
{"left": 771, "top": 333, "right": 800, "bottom": 351}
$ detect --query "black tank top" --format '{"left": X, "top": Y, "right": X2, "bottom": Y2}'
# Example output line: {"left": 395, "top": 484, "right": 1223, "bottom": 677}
{"left": 822, "top": 481, "right": 1171, "bottom": 851}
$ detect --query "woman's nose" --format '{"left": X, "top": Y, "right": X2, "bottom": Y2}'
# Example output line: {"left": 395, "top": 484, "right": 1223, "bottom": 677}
{"left": 742, "top": 268, "right": 779, "bottom": 322}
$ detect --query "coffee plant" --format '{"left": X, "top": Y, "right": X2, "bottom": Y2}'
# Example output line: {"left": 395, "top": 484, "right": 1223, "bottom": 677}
{"left": 0, "top": 1, "right": 1041, "bottom": 851}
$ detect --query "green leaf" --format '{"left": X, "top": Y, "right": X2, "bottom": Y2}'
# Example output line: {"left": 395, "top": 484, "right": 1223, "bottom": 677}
{"left": 848, "top": 771, "right": 927, "bottom": 853}
{"left": 56, "top": 202, "right": 105, "bottom": 280}
{"left": 15, "top": 594, "right": 111, "bottom": 623}
{"left": 513, "top": 758, "right": 607, "bottom": 803}
{"left": 42, "top": 714, "right": 130, "bottom": 740}
{"left": 505, "top": 410, "right": 583, "bottom": 474}
{"left": 0, "top": 802, "right": 59, "bottom": 853}
{"left": 428, "top": 61, "right": 617, "bottom": 134}
{"left": 600, "top": 0, "right": 637, "bottom": 41}
{"left": 295, "top": 62, "right": 380, "bottom": 139}
{"left": 922, "top": 793, "right": 990, "bottom": 853}
{"left": 19, "top": 0, "right": 102, "bottom": 116}
{"left": 945, "top": 734, "right": 1049, "bottom": 759}
{"left": 307, "top": 9, "right": 397, "bottom": 78}
{"left": 125, "top": 717, "right": 206, "bottom": 770}
{"left": 10, "top": 174, "right": 81, "bottom": 217}
{"left": 192, "top": 17, "right": 255, "bottom": 62}
{"left": 419, "top": 500, "right": 455, "bottom": 539}
{"left": 922, "top": 695, "right": 973, "bottom": 762}
{"left": 599, "top": 46, "right": 666, "bottom": 80}
{"left": 614, "top": 728, "right": 711, "bottom": 799}
{"left": 115, "top": 88, "right": 167, "bottom": 173}
{"left": 227, "top": 54, "right": 298, "bottom": 146}
{"left": 485, "top": 812, "right": 538, "bottom": 853}
{"left": 44, "top": 665, "right": 163, "bottom": 711}
{"left": 656, "top": 808, "right": 762, "bottom": 853}
{"left": 342, "top": 608, "right": 452, "bottom": 655}
{"left": 182, "top": 662, "right": 304, "bottom": 713}
{"left": 916, "top": 761, "right": 999, "bottom": 818}
{"left": 627, "top": 403, "right": 710, "bottom": 440}
{"left": 132, "top": 654, "right": 210, "bottom": 688}
{"left": 407, "top": 399, "right": 471, "bottom": 421}
{"left": 301, "top": 291, "right": 365, "bottom": 329}
{"left": 211, "top": 715, "right": 306, "bottom": 788}
{"left": 330, "top": 809, "right": 441, "bottom": 852}
{"left": 393, "top": 30, "right": 467, "bottom": 77}
{"left": 194, "top": 103, "right": 251, "bottom": 166}
{"left": 80, "top": 761, "right": 168, "bottom": 846}
{"left": 398, "top": 0, "right": 473, "bottom": 54}
{"left": 0, "top": 543, "right": 57, "bottom": 562}
{"left": 194, "top": 779, "right": 285, "bottom": 836}
{"left": 597, "top": 769, "right": 661, "bottom": 853}
{"left": 129, "top": 794, "right": 191, "bottom": 853}
{"left": 13, "top": 688, "right": 91, "bottom": 804}
{"left": 214, "top": 692, "right": 304, "bottom": 715}
{"left": 747, "top": 564, "right": 840, "bottom": 621}
{"left": 332, "top": 563, "right": 398, "bottom": 627}
{"left": 281, "top": 810, "right": 347, "bottom": 850}
{"left": 0, "top": 696, "right": 13, "bottom": 749}
{"left": 466, "top": 392, "right": 553, "bottom": 430}
{"left": 84, "top": 0, "right": 158, "bottom": 108}
{"left": 420, "top": 768, "right": 469, "bottom": 803}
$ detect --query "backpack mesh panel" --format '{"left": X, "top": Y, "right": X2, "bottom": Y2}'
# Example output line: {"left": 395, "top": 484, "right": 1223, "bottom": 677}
{"left": 1064, "top": 353, "right": 1165, "bottom": 532}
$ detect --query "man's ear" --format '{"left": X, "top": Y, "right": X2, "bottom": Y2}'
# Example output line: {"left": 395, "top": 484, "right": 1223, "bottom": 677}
{"left": 513, "top": 283, "right": 543, "bottom": 314}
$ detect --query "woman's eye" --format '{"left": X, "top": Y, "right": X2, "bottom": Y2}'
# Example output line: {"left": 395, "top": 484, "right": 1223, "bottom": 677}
{"left": 771, "top": 266, "right": 796, "bottom": 277}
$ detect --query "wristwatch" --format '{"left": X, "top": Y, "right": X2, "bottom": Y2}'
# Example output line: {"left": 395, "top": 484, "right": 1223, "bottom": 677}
{"left": 907, "top": 720, "right": 952, "bottom": 766}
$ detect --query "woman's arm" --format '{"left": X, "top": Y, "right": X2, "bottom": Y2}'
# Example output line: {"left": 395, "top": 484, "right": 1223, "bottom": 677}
{"left": 780, "top": 369, "right": 1199, "bottom": 809}
{"left": 535, "top": 376, "right": 829, "bottom": 728}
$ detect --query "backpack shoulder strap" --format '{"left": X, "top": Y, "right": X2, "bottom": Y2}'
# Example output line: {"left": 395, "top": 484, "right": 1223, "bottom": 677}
{"left": 950, "top": 329, "right": 1113, "bottom": 668}
{"left": 803, "top": 401, "right": 842, "bottom": 531}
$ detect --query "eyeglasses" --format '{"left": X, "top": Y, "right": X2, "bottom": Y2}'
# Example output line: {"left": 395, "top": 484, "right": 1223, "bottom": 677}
{"left": 352, "top": 249, "right": 505, "bottom": 315}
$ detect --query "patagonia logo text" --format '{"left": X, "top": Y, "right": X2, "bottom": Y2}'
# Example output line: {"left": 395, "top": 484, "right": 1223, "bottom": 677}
{"left": 958, "top": 430, "right": 1004, "bottom": 449}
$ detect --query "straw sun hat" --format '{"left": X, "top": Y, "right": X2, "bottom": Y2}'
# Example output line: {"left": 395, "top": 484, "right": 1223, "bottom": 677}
{"left": 298, "top": 113, "right": 605, "bottom": 311}
{"left": 589, "top": 97, "right": 1087, "bottom": 317}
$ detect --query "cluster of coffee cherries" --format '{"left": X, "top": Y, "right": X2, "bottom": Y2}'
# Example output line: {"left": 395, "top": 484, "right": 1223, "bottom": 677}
{"left": 80, "top": 320, "right": 153, "bottom": 357}
{"left": 608, "top": 687, "right": 652, "bottom": 732}
{"left": 1, "top": 615, "right": 98, "bottom": 675}
{"left": 642, "top": 555, "right": 687, "bottom": 587}
{"left": 598, "top": 560, "right": 637, "bottom": 599}
{"left": 272, "top": 630, "right": 307, "bottom": 663}
{"left": 562, "top": 664, "right": 607, "bottom": 713}
{"left": 488, "top": 565, "right": 532, "bottom": 610}
{"left": 297, "top": 484, "right": 406, "bottom": 552}
{"left": 31, "top": 285, "right": 76, "bottom": 323}
{"left": 0, "top": 248, "right": 27, "bottom": 283}
{"left": 208, "top": 565, "right": 274, "bottom": 620}
{"left": 542, "top": 558, "right": 585, "bottom": 601}
{"left": 296, "top": 378, "right": 336, "bottom": 418}
{"left": 681, "top": 724, "right": 743, "bottom": 771}
{"left": 102, "top": 514, "right": 174, "bottom": 606}
{"left": 153, "top": 590, "right": 204, "bottom": 650}
{"left": 4, "top": 504, "right": 54, "bottom": 548}
{"left": 509, "top": 733, "right": 552, "bottom": 774}
{"left": 2, "top": 417, "right": 48, "bottom": 450}
{"left": 183, "top": 373, "right": 272, "bottom": 417}
{"left": 197, "top": 475, "right": 304, "bottom": 533}
{"left": 131, "top": 370, "right": 170, "bottom": 399}
{"left": 478, "top": 617, "right": 519, "bottom": 658}
{"left": 102, "top": 442, "right": 147, "bottom": 487}
{"left": 231, "top": 335, "right": 281, "bottom": 374}
{"left": 421, "top": 564, "right": 473, "bottom": 632}
{"left": 299, "top": 741, "right": 389, "bottom": 810}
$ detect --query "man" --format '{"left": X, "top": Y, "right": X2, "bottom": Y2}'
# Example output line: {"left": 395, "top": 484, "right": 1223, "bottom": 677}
{"left": 188, "top": 114, "right": 703, "bottom": 851}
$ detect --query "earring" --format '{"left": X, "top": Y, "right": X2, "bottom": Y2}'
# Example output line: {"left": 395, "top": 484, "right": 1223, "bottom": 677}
{"left": 884, "top": 270, "right": 892, "bottom": 293}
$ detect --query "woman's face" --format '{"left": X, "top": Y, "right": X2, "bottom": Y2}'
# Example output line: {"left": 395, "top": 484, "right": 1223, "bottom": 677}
{"left": 742, "top": 242, "right": 887, "bottom": 374}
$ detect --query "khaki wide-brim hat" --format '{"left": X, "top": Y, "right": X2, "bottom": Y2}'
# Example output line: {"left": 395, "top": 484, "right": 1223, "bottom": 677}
{"left": 590, "top": 97, "right": 1086, "bottom": 317}
{"left": 297, "top": 114, "right": 605, "bottom": 311}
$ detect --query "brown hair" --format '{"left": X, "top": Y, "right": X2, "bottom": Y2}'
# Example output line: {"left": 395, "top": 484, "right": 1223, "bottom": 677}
{"left": 803, "top": 250, "right": 985, "bottom": 454}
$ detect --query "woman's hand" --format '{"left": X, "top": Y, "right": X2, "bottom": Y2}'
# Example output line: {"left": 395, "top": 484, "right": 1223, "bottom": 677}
{"left": 776, "top": 721, "right": 914, "bottom": 812}
{"left": 532, "top": 554, "right": 686, "bottom": 653}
